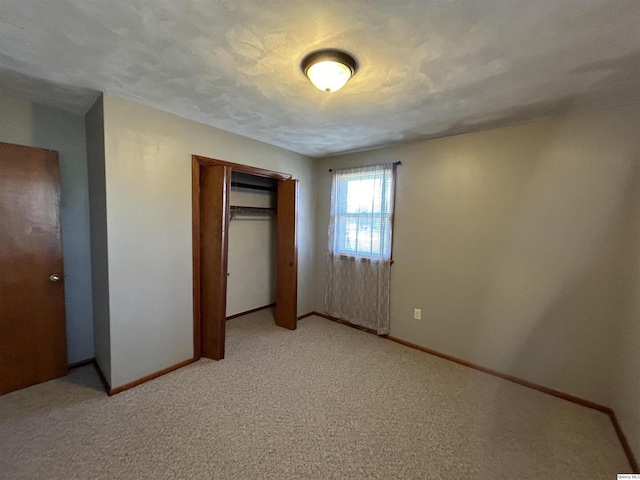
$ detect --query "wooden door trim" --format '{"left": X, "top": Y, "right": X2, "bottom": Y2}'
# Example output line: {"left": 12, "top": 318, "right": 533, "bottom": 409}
{"left": 192, "top": 155, "right": 292, "bottom": 180}
{"left": 192, "top": 157, "right": 202, "bottom": 359}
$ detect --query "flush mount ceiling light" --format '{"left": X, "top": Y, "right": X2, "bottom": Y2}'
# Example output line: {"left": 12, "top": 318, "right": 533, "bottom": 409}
{"left": 301, "top": 49, "right": 358, "bottom": 93}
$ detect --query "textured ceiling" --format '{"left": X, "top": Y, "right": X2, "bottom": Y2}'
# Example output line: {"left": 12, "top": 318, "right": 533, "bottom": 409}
{"left": 0, "top": 0, "right": 639, "bottom": 157}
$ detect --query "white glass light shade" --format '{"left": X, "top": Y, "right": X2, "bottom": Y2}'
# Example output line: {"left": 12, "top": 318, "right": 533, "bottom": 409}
{"left": 302, "top": 50, "right": 357, "bottom": 93}
{"left": 306, "top": 60, "right": 353, "bottom": 93}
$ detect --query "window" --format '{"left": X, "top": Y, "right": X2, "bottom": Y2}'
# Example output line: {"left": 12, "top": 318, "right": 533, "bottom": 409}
{"left": 329, "top": 164, "right": 394, "bottom": 261}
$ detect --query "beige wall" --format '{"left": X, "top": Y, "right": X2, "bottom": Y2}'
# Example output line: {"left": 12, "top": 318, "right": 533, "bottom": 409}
{"left": 100, "top": 94, "right": 316, "bottom": 389}
{"left": 0, "top": 93, "right": 94, "bottom": 364}
{"left": 611, "top": 165, "right": 640, "bottom": 458}
{"left": 314, "top": 104, "right": 640, "bottom": 456}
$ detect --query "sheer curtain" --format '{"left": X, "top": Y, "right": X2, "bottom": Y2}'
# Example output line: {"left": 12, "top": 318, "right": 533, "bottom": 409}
{"left": 324, "top": 163, "right": 394, "bottom": 334}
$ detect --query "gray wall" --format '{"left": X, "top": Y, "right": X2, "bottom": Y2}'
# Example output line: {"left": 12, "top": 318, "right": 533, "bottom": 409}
{"left": 85, "top": 95, "right": 111, "bottom": 383}
{"left": 0, "top": 93, "right": 94, "bottom": 364}
{"left": 98, "top": 93, "right": 316, "bottom": 389}
{"left": 314, "top": 104, "right": 640, "bottom": 456}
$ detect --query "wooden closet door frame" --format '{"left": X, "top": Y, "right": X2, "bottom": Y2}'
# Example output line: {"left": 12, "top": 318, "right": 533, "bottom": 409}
{"left": 192, "top": 155, "right": 297, "bottom": 360}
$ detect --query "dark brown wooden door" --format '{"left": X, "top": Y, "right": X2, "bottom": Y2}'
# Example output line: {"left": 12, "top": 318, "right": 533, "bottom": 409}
{"left": 199, "top": 165, "right": 230, "bottom": 360}
{"left": 0, "top": 142, "right": 67, "bottom": 395}
{"left": 275, "top": 179, "right": 298, "bottom": 330}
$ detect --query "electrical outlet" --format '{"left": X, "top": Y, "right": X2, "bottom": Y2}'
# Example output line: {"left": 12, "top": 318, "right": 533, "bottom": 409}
{"left": 413, "top": 308, "right": 421, "bottom": 320}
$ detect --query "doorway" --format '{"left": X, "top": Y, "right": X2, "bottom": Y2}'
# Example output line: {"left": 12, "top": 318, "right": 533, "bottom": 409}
{"left": 226, "top": 172, "right": 277, "bottom": 318}
{"left": 191, "top": 156, "right": 298, "bottom": 361}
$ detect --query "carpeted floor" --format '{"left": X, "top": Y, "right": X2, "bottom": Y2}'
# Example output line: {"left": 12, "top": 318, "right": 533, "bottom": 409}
{"left": 0, "top": 310, "right": 631, "bottom": 479}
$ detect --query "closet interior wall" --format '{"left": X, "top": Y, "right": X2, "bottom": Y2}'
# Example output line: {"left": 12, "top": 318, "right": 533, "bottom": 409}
{"left": 226, "top": 172, "right": 278, "bottom": 317}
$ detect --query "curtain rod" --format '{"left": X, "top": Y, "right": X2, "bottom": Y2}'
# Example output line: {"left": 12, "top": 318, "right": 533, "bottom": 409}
{"left": 329, "top": 161, "right": 402, "bottom": 172}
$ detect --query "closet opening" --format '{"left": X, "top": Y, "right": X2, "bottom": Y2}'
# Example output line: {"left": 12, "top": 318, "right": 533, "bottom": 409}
{"left": 192, "top": 156, "right": 298, "bottom": 361}
{"left": 226, "top": 172, "right": 278, "bottom": 319}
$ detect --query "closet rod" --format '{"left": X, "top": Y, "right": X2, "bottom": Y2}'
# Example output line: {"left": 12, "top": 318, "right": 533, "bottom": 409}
{"left": 229, "top": 206, "right": 277, "bottom": 220}
{"left": 328, "top": 161, "right": 402, "bottom": 172}
{"left": 230, "top": 206, "right": 276, "bottom": 212}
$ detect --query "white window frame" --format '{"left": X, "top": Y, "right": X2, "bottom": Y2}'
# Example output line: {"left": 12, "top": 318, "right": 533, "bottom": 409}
{"left": 331, "top": 167, "right": 394, "bottom": 261}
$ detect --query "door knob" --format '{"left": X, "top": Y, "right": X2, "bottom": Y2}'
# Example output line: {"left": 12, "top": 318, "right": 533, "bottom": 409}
{"left": 49, "top": 274, "right": 61, "bottom": 282}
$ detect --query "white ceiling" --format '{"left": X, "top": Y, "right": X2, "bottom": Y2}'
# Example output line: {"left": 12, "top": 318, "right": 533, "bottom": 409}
{"left": 1, "top": 0, "right": 639, "bottom": 157}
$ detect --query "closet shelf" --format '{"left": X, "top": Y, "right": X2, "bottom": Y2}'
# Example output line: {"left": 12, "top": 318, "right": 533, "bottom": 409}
{"left": 230, "top": 205, "right": 277, "bottom": 220}
{"left": 231, "top": 182, "right": 277, "bottom": 192}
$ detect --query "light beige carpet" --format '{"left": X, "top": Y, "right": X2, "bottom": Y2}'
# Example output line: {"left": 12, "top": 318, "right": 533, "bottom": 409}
{"left": 0, "top": 310, "right": 631, "bottom": 479}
